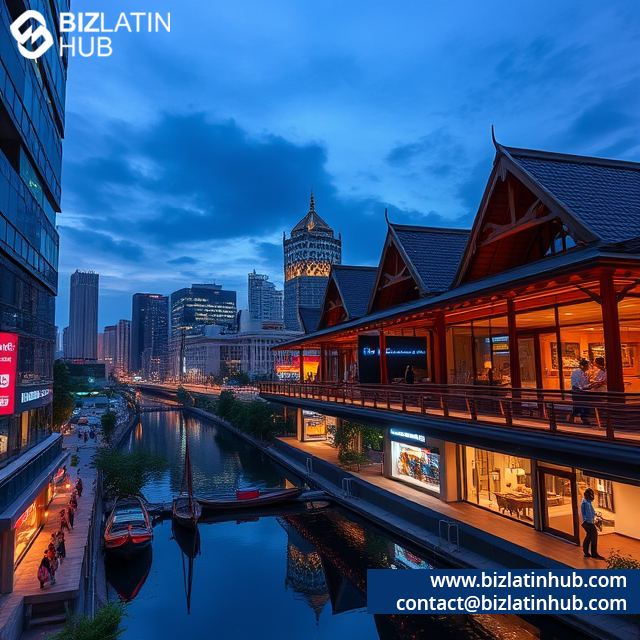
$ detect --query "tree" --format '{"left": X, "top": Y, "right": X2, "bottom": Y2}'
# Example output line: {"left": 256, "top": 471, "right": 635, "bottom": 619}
{"left": 53, "top": 360, "right": 75, "bottom": 430}
{"left": 215, "top": 390, "right": 238, "bottom": 418}
{"left": 176, "top": 386, "right": 192, "bottom": 406}
{"left": 100, "top": 410, "right": 117, "bottom": 443}
{"left": 94, "top": 449, "right": 167, "bottom": 498}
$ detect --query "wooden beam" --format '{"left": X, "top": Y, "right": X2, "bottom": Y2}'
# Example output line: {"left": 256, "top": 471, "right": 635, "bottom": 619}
{"left": 600, "top": 269, "right": 624, "bottom": 393}
{"left": 507, "top": 298, "right": 521, "bottom": 389}
{"left": 378, "top": 329, "right": 388, "bottom": 384}
{"left": 434, "top": 311, "right": 447, "bottom": 384}
{"left": 479, "top": 201, "right": 553, "bottom": 248}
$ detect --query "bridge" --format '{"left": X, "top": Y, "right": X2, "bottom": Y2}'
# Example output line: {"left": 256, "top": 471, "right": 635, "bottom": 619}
{"left": 138, "top": 405, "right": 183, "bottom": 413}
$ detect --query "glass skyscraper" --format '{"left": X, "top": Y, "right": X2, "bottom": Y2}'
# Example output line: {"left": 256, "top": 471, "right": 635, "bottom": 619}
{"left": 0, "top": 1, "right": 68, "bottom": 593}
{"left": 131, "top": 294, "right": 169, "bottom": 380}
{"left": 170, "top": 284, "right": 237, "bottom": 338}
{"left": 67, "top": 270, "right": 99, "bottom": 361}
{"left": 283, "top": 193, "right": 341, "bottom": 331}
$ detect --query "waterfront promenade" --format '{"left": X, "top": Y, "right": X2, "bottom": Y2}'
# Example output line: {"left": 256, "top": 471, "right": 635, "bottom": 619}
{"left": 0, "top": 431, "right": 99, "bottom": 640}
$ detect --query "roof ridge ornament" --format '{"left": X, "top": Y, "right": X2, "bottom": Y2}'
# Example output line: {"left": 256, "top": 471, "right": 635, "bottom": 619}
{"left": 309, "top": 190, "right": 315, "bottom": 213}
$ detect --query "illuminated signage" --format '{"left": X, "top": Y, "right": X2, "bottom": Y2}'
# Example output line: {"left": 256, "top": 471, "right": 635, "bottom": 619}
{"left": 21, "top": 387, "right": 51, "bottom": 404}
{"left": 15, "top": 502, "right": 35, "bottom": 529}
{"left": 389, "top": 428, "right": 426, "bottom": 443}
{"left": 0, "top": 333, "right": 18, "bottom": 415}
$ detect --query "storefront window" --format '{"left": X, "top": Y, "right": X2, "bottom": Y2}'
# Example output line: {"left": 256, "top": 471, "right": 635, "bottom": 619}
{"left": 618, "top": 296, "right": 640, "bottom": 392}
{"left": 464, "top": 447, "right": 532, "bottom": 522}
{"left": 391, "top": 440, "right": 440, "bottom": 493}
{"left": 448, "top": 325, "right": 472, "bottom": 384}
{"left": 302, "top": 411, "right": 335, "bottom": 440}
{"left": 14, "top": 494, "right": 44, "bottom": 564}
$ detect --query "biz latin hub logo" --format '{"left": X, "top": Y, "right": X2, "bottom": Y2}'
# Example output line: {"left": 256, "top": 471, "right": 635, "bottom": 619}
{"left": 10, "top": 10, "right": 170, "bottom": 59}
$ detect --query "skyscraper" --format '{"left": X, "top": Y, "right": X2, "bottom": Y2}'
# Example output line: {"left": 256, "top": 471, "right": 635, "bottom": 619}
{"left": 115, "top": 319, "right": 131, "bottom": 376}
{"left": 102, "top": 324, "right": 117, "bottom": 374}
{"left": 0, "top": 1, "right": 67, "bottom": 593}
{"left": 67, "top": 270, "right": 99, "bottom": 361}
{"left": 170, "top": 284, "right": 237, "bottom": 338}
{"left": 248, "top": 271, "right": 283, "bottom": 325}
{"left": 131, "top": 294, "right": 169, "bottom": 379}
{"left": 283, "top": 193, "right": 341, "bottom": 330}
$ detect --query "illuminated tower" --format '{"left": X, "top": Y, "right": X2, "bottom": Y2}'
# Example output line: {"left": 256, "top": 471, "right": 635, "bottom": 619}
{"left": 283, "top": 193, "right": 341, "bottom": 330}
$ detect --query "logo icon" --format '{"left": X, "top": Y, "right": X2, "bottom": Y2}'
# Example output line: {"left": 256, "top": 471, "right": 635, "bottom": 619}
{"left": 0, "top": 397, "right": 8, "bottom": 408}
{"left": 0, "top": 375, "right": 9, "bottom": 388}
{"left": 10, "top": 10, "right": 54, "bottom": 60}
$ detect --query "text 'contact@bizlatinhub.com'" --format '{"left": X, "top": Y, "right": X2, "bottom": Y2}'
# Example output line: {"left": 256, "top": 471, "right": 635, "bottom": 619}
{"left": 367, "top": 570, "right": 638, "bottom": 614}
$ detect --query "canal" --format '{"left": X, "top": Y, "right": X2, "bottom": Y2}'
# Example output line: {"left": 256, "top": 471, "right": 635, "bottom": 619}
{"left": 104, "top": 407, "right": 545, "bottom": 639}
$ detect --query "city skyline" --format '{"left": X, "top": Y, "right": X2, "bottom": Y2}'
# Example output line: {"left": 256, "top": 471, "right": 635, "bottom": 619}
{"left": 54, "top": 1, "right": 639, "bottom": 328}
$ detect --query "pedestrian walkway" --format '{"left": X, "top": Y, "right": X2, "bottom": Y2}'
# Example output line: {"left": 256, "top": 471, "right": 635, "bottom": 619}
{"left": 0, "top": 431, "right": 100, "bottom": 640}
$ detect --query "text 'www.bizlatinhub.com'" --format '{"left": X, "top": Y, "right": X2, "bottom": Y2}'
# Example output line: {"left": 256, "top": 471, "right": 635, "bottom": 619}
{"left": 367, "top": 569, "right": 639, "bottom": 614}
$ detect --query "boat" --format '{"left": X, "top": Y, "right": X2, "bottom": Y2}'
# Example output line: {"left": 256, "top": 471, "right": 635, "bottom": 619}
{"left": 105, "top": 546, "right": 153, "bottom": 602}
{"left": 172, "top": 417, "right": 202, "bottom": 529}
{"left": 197, "top": 487, "right": 303, "bottom": 511}
{"left": 104, "top": 496, "right": 153, "bottom": 558}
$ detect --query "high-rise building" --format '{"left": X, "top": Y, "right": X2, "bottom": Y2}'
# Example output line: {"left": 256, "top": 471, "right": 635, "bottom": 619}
{"left": 283, "top": 193, "right": 341, "bottom": 330}
{"left": 248, "top": 271, "right": 283, "bottom": 325}
{"left": 115, "top": 319, "right": 131, "bottom": 376}
{"left": 170, "top": 284, "right": 237, "bottom": 338}
{"left": 0, "top": 1, "right": 68, "bottom": 594}
{"left": 102, "top": 325, "right": 117, "bottom": 374}
{"left": 67, "top": 270, "right": 99, "bottom": 361}
{"left": 97, "top": 332, "right": 104, "bottom": 361}
{"left": 131, "top": 294, "right": 169, "bottom": 380}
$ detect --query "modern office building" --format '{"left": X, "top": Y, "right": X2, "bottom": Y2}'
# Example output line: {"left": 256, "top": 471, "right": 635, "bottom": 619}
{"left": 263, "top": 142, "right": 640, "bottom": 559}
{"left": 115, "top": 319, "right": 131, "bottom": 376}
{"left": 131, "top": 294, "right": 169, "bottom": 380}
{"left": 283, "top": 193, "right": 341, "bottom": 331}
{"left": 102, "top": 324, "right": 117, "bottom": 374}
{"left": 170, "top": 284, "right": 237, "bottom": 337}
{"left": 248, "top": 270, "right": 283, "bottom": 326}
{"left": 0, "top": 1, "right": 68, "bottom": 593}
{"left": 67, "top": 270, "right": 99, "bottom": 362}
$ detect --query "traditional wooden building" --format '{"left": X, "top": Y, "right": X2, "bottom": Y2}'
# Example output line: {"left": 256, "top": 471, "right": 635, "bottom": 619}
{"left": 262, "top": 140, "right": 640, "bottom": 548}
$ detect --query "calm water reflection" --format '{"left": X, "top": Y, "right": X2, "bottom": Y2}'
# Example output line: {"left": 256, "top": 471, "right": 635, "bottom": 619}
{"left": 107, "top": 409, "right": 541, "bottom": 640}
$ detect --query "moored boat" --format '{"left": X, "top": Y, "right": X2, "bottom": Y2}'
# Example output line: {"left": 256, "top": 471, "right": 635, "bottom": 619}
{"left": 172, "top": 416, "right": 202, "bottom": 529}
{"left": 197, "top": 487, "right": 303, "bottom": 511}
{"left": 104, "top": 496, "right": 153, "bottom": 558}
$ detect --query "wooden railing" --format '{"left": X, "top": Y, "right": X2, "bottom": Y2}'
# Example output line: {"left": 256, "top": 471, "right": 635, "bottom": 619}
{"left": 258, "top": 381, "right": 640, "bottom": 446}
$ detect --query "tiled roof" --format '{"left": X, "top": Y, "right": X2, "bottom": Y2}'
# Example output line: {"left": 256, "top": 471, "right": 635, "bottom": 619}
{"left": 332, "top": 266, "right": 377, "bottom": 319}
{"left": 298, "top": 307, "right": 322, "bottom": 334}
{"left": 391, "top": 224, "right": 470, "bottom": 294}
{"left": 505, "top": 147, "right": 640, "bottom": 243}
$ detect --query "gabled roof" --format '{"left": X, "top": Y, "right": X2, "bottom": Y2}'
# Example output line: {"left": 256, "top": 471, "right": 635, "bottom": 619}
{"left": 291, "top": 192, "right": 334, "bottom": 235}
{"left": 331, "top": 265, "right": 377, "bottom": 319}
{"left": 390, "top": 224, "right": 470, "bottom": 294}
{"left": 298, "top": 306, "right": 322, "bottom": 334}
{"left": 503, "top": 146, "right": 640, "bottom": 244}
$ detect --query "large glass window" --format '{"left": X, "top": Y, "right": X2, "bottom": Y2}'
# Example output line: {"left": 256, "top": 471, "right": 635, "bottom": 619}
{"left": 464, "top": 447, "right": 532, "bottom": 522}
{"left": 391, "top": 441, "right": 440, "bottom": 493}
{"left": 618, "top": 296, "right": 640, "bottom": 393}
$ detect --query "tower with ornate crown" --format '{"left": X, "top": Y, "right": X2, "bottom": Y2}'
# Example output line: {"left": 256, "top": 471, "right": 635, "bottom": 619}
{"left": 283, "top": 193, "right": 342, "bottom": 331}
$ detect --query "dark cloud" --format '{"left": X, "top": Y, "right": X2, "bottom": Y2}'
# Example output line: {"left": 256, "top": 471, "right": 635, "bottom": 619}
{"left": 59, "top": 226, "right": 145, "bottom": 261}
{"left": 166, "top": 256, "right": 198, "bottom": 265}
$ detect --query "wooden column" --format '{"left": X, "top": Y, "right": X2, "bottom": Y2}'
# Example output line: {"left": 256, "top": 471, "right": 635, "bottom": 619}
{"left": 554, "top": 306, "right": 564, "bottom": 393}
{"left": 299, "top": 348, "right": 304, "bottom": 383}
{"left": 319, "top": 344, "right": 326, "bottom": 382}
{"left": 434, "top": 311, "right": 448, "bottom": 384}
{"left": 507, "top": 298, "right": 521, "bottom": 389}
{"left": 378, "top": 329, "right": 388, "bottom": 384}
{"left": 600, "top": 269, "right": 624, "bottom": 393}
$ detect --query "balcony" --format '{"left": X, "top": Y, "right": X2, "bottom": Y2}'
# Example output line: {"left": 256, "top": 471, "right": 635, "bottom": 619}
{"left": 259, "top": 381, "right": 640, "bottom": 446}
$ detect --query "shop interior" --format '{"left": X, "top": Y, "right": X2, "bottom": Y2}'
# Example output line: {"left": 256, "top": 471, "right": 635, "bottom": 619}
{"left": 391, "top": 441, "right": 440, "bottom": 493}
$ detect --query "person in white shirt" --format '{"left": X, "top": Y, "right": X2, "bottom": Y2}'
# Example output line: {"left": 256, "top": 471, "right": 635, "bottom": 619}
{"left": 568, "top": 359, "right": 591, "bottom": 425}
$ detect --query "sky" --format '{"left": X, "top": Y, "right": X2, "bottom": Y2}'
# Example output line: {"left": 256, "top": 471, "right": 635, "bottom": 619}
{"left": 55, "top": 0, "right": 640, "bottom": 330}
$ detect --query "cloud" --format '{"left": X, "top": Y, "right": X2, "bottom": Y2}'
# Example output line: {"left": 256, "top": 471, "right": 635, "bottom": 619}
{"left": 166, "top": 256, "right": 198, "bottom": 265}
{"left": 59, "top": 226, "right": 145, "bottom": 261}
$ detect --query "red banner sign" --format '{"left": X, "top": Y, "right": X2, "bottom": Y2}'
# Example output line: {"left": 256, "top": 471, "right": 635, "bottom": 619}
{"left": 0, "top": 333, "right": 18, "bottom": 415}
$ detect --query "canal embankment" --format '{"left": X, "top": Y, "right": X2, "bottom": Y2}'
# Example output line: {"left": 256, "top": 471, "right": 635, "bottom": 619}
{"left": 184, "top": 405, "right": 638, "bottom": 640}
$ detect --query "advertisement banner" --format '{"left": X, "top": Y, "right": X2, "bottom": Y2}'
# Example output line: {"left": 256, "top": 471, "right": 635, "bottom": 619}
{"left": 0, "top": 333, "right": 18, "bottom": 416}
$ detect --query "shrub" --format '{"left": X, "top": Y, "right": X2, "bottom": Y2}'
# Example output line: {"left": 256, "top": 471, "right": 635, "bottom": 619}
{"left": 100, "top": 410, "right": 117, "bottom": 443}
{"left": 95, "top": 449, "right": 167, "bottom": 498}
{"left": 71, "top": 455, "right": 79, "bottom": 467}
{"left": 215, "top": 390, "right": 238, "bottom": 419}
{"left": 607, "top": 550, "right": 640, "bottom": 569}
{"left": 338, "top": 449, "right": 369, "bottom": 468}
{"left": 50, "top": 600, "right": 126, "bottom": 640}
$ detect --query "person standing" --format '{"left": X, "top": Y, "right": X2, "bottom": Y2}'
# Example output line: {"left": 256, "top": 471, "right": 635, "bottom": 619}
{"left": 76, "top": 475, "right": 83, "bottom": 497}
{"left": 56, "top": 532, "right": 66, "bottom": 561}
{"left": 47, "top": 548, "right": 58, "bottom": 584}
{"left": 590, "top": 357, "right": 607, "bottom": 392}
{"left": 569, "top": 359, "right": 591, "bottom": 425}
{"left": 404, "top": 365, "right": 415, "bottom": 385}
{"left": 38, "top": 553, "right": 50, "bottom": 589}
{"left": 67, "top": 503, "right": 75, "bottom": 529}
{"left": 59, "top": 508, "right": 71, "bottom": 533}
{"left": 581, "top": 488, "right": 604, "bottom": 559}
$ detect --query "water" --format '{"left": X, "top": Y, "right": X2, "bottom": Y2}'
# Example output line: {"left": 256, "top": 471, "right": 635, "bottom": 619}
{"left": 106, "top": 407, "right": 542, "bottom": 639}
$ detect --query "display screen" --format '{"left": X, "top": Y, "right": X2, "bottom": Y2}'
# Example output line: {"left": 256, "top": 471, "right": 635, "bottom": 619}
{"left": 357, "top": 335, "right": 428, "bottom": 383}
{"left": 357, "top": 335, "right": 381, "bottom": 383}
{"left": 0, "top": 333, "right": 18, "bottom": 416}
{"left": 391, "top": 441, "right": 440, "bottom": 492}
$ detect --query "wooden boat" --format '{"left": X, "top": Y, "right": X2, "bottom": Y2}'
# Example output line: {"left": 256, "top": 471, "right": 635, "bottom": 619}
{"left": 104, "top": 496, "right": 153, "bottom": 558}
{"left": 197, "top": 487, "right": 303, "bottom": 511}
{"left": 105, "top": 546, "right": 153, "bottom": 602}
{"left": 172, "top": 417, "right": 202, "bottom": 529}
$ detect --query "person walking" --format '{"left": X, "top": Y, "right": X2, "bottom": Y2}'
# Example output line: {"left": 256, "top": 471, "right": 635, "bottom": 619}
{"left": 581, "top": 488, "right": 604, "bottom": 559}
{"left": 56, "top": 531, "right": 66, "bottom": 561}
{"left": 59, "top": 508, "right": 71, "bottom": 533}
{"left": 404, "top": 365, "right": 415, "bottom": 385}
{"left": 47, "top": 548, "right": 58, "bottom": 584}
{"left": 70, "top": 491, "right": 78, "bottom": 510}
{"left": 569, "top": 359, "right": 591, "bottom": 425}
{"left": 76, "top": 474, "right": 83, "bottom": 497}
{"left": 38, "top": 553, "right": 50, "bottom": 589}
{"left": 67, "top": 503, "right": 75, "bottom": 529}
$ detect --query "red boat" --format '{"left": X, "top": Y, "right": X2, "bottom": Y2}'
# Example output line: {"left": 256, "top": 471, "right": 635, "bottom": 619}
{"left": 173, "top": 418, "right": 201, "bottom": 529}
{"left": 197, "top": 487, "right": 303, "bottom": 511}
{"left": 104, "top": 497, "right": 153, "bottom": 558}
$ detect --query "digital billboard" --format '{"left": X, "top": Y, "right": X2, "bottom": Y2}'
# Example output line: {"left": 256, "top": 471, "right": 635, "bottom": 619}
{"left": 0, "top": 333, "right": 18, "bottom": 415}
{"left": 358, "top": 335, "right": 428, "bottom": 383}
{"left": 357, "top": 335, "right": 381, "bottom": 383}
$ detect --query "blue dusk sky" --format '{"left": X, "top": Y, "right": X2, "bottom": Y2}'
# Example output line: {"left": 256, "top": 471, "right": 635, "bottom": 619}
{"left": 55, "top": 0, "right": 640, "bottom": 329}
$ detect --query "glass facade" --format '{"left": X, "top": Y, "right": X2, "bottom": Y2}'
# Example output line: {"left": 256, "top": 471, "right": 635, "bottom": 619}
{"left": 171, "top": 284, "right": 237, "bottom": 337}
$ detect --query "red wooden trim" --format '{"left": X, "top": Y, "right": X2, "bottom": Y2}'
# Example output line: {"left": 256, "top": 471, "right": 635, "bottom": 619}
{"left": 507, "top": 298, "right": 521, "bottom": 389}
{"left": 434, "top": 311, "right": 447, "bottom": 384}
{"left": 600, "top": 269, "right": 624, "bottom": 393}
{"left": 378, "top": 330, "right": 388, "bottom": 384}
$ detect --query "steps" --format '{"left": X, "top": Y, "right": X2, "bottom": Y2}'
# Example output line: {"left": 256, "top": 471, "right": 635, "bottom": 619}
{"left": 25, "top": 600, "right": 69, "bottom": 630}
